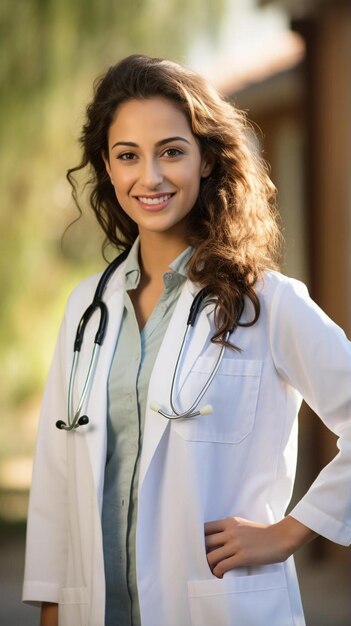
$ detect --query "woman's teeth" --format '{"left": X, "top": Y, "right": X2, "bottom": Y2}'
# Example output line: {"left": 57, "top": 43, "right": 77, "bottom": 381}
{"left": 137, "top": 194, "right": 172, "bottom": 205}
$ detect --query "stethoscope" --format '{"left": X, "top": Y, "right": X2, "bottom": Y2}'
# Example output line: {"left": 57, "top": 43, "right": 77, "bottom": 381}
{"left": 56, "top": 250, "right": 238, "bottom": 431}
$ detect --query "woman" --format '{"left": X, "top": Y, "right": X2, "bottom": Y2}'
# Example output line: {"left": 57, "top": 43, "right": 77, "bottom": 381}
{"left": 23, "top": 54, "right": 351, "bottom": 626}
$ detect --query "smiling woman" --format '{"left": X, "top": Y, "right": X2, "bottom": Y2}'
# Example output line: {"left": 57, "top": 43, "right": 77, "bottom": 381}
{"left": 102, "top": 97, "right": 213, "bottom": 242}
{"left": 23, "top": 54, "right": 351, "bottom": 626}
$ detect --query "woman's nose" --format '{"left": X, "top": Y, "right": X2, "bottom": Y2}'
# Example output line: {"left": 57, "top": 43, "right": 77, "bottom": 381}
{"left": 139, "top": 158, "right": 163, "bottom": 188}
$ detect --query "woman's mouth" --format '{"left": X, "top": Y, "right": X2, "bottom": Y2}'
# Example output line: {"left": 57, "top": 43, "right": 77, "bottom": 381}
{"left": 135, "top": 193, "right": 175, "bottom": 211}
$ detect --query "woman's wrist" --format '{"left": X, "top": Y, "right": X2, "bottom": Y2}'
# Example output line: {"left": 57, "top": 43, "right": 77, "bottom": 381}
{"left": 40, "top": 602, "right": 58, "bottom": 626}
{"left": 272, "top": 515, "right": 318, "bottom": 558}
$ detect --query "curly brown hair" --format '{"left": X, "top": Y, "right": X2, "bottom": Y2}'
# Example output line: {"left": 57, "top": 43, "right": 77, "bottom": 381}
{"left": 67, "top": 54, "right": 283, "bottom": 347}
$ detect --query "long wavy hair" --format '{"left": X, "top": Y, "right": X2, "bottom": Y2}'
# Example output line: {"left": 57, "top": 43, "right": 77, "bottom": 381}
{"left": 67, "top": 54, "right": 283, "bottom": 347}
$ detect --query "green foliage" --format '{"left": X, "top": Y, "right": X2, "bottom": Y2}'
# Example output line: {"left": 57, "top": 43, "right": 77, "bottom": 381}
{"left": 0, "top": 0, "right": 224, "bottom": 461}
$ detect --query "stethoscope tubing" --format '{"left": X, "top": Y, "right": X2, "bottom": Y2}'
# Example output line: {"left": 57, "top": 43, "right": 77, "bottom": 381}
{"left": 65, "top": 344, "right": 101, "bottom": 430}
{"left": 162, "top": 326, "right": 230, "bottom": 420}
{"left": 56, "top": 249, "right": 130, "bottom": 431}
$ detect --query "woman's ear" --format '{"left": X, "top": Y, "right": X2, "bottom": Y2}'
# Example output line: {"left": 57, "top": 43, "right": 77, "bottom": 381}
{"left": 200, "top": 151, "right": 215, "bottom": 178}
{"left": 102, "top": 151, "right": 113, "bottom": 183}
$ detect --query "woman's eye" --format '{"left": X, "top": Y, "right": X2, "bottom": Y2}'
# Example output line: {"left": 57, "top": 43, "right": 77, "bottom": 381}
{"left": 163, "top": 148, "right": 182, "bottom": 158}
{"left": 118, "top": 152, "right": 136, "bottom": 161}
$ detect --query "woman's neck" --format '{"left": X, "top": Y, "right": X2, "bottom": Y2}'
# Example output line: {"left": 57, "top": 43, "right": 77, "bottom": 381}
{"left": 138, "top": 231, "right": 189, "bottom": 282}
{"left": 129, "top": 230, "right": 190, "bottom": 330}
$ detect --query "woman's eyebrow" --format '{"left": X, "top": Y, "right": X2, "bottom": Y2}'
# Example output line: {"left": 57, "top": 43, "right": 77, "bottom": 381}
{"left": 156, "top": 136, "right": 191, "bottom": 147}
{"left": 111, "top": 136, "right": 191, "bottom": 150}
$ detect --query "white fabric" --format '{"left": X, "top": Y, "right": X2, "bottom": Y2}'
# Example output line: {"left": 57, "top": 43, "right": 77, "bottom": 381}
{"left": 22, "top": 264, "right": 351, "bottom": 626}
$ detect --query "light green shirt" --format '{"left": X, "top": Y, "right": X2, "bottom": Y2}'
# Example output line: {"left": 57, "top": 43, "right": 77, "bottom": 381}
{"left": 102, "top": 239, "right": 192, "bottom": 626}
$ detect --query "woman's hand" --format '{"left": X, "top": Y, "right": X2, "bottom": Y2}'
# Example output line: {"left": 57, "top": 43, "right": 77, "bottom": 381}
{"left": 204, "top": 515, "right": 317, "bottom": 578}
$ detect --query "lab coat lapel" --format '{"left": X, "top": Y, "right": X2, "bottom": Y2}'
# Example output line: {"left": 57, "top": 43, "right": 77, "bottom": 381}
{"left": 77, "top": 266, "right": 125, "bottom": 505}
{"left": 139, "top": 280, "right": 212, "bottom": 491}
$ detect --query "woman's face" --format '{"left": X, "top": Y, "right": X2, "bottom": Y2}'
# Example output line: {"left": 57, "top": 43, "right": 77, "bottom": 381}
{"left": 103, "top": 96, "right": 212, "bottom": 240}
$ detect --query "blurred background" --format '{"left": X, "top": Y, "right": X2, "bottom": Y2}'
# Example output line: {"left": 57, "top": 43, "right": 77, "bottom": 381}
{"left": 0, "top": 0, "right": 350, "bottom": 623}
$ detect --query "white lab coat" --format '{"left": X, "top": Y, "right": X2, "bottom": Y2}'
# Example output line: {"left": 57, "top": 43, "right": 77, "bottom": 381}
{"left": 23, "top": 263, "right": 351, "bottom": 626}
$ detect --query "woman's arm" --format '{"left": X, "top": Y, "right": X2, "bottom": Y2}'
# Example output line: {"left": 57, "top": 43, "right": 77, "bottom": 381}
{"left": 269, "top": 277, "right": 351, "bottom": 546}
{"left": 206, "top": 276, "right": 351, "bottom": 577}
{"left": 205, "top": 515, "right": 317, "bottom": 577}
{"left": 40, "top": 602, "right": 58, "bottom": 626}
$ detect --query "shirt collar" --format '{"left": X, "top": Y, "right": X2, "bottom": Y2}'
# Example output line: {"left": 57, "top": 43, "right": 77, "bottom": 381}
{"left": 169, "top": 245, "right": 193, "bottom": 278}
{"left": 124, "top": 237, "right": 141, "bottom": 290}
{"left": 124, "top": 237, "right": 193, "bottom": 290}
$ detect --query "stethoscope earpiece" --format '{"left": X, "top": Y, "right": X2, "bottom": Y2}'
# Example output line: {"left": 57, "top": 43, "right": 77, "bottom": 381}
{"left": 78, "top": 415, "right": 89, "bottom": 426}
{"left": 55, "top": 416, "right": 89, "bottom": 430}
{"left": 199, "top": 405, "right": 213, "bottom": 416}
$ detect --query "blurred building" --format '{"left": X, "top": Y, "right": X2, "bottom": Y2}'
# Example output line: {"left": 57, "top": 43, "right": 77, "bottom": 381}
{"left": 216, "top": 0, "right": 351, "bottom": 619}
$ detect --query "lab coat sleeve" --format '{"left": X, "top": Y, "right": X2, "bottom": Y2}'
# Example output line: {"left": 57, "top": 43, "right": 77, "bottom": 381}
{"left": 269, "top": 277, "right": 351, "bottom": 546}
{"left": 22, "top": 308, "right": 69, "bottom": 605}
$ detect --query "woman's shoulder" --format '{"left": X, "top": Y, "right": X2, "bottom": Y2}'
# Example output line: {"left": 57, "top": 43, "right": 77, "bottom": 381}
{"left": 258, "top": 269, "right": 309, "bottom": 300}
{"left": 67, "top": 272, "right": 103, "bottom": 306}
{"left": 256, "top": 270, "right": 340, "bottom": 334}
{"left": 66, "top": 256, "right": 127, "bottom": 311}
{"left": 254, "top": 270, "right": 312, "bottom": 321}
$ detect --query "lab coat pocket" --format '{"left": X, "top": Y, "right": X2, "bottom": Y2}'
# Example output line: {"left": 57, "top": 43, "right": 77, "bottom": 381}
{"left": 187, "top": 568, "right": 294, "bottom": 626}
{"left": 174, "top": 358, "right": 262, "bottom": 443}
{"left": 58, "top": 586, "right": 88, "bottom": 626}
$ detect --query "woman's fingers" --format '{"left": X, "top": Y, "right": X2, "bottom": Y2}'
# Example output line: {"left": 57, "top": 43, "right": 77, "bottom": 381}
{"left": 204, "top": 516, "right": 270, "bottom": 576}
{"left": 204, "top": 515, "right": 316, "bottom": 578}
{"left": 204, "top": 519, "right": 226, "bottom": 535}
{"left": 205, "top": 518, "right": 242, "bottom": 576}
{"left": 204, "top": 520, "right": 227, "bottom": 554}
{"left": 212, "top": 555, "right": 241, "bottom": 578}
{"left": 206, "top": 544, "right": 233, "bottom": 569}
{"left": 204, "top": 531, "right": 225, "bottom": 550}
